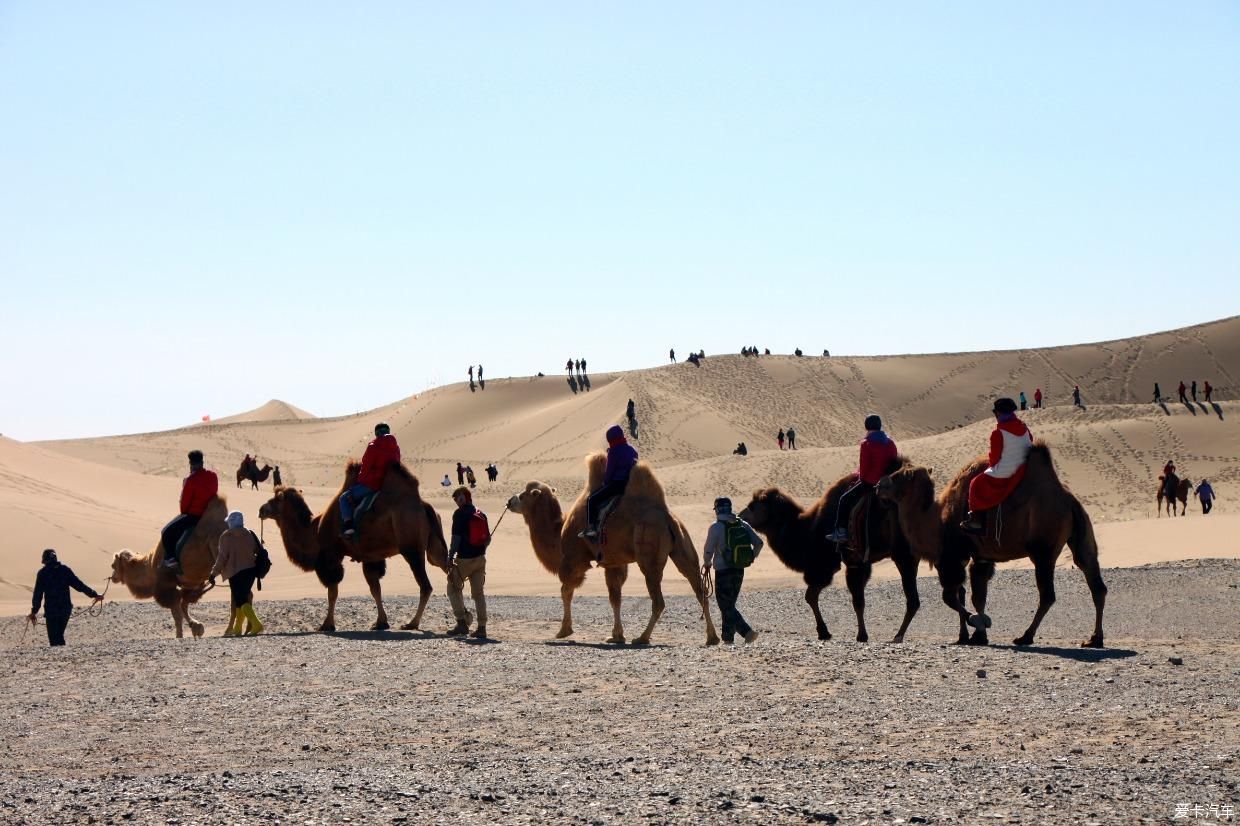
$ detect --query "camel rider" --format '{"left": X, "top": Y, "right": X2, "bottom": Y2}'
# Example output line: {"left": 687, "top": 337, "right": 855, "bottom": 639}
{"left": 1162, "top": 460, "right": 1177, "bottom": 500}
{"left": 161, "top": 450, "right": 219, "bottom": 569}
{"left": 340, "top": 422, "right": 401, "bottom": 539}
{"left": 961, "top": 398, "right": 1033, "bottom": 534}
{"left": 580, "top": 425, "right": 638, "bottom": 541}
{"left": 826, "top": 415, "right": 898, "bottom": 544}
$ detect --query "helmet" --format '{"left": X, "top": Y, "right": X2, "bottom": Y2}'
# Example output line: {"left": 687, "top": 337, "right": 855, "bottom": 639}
{"left": 864, "top": 414, "right": 882, "bottom": 431}
{"left": 374, "top": 422, "right": 391, "bottom": 437}
{"left": 713, "top": 497, "right": 733, "bottom": 513}
{"left": 993, "top": 398, "right": 1018, "bottom": 415}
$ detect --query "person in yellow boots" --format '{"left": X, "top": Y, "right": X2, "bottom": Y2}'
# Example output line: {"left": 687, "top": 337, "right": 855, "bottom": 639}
{"left": 210, "top": 511, "right": 264, "bottom": 636}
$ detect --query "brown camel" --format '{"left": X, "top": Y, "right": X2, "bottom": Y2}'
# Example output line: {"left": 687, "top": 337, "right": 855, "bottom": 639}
{"left": 110, "top": 497, "right": 228, "bottom": 638}
{"left": 505, "top": 453, "right": 719, "bottom": 645}
{"left": 877, "top": 443, "right": 1107, "bottom": 648}
{"left": 236, "top": 460, "right": 274, "bottom": 490}
{"left": 258, "top": 461, "right": 448, "bottom": 632}
{"left": 1156, "top": 473, "right": 1191, "bottom": 517}
{"left": 740, "top": 469, "right": 921, "bottom": 643}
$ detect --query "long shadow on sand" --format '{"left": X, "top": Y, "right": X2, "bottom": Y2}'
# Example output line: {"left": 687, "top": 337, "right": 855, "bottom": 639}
{"left": 543, "top": 639, "right": 670, "bottom": 651}
{"left": 989, "top": 644, "right": 1138, "bottom": 662}
{"left": 1158, "top": 401, "right": 1171, "bottom": 416}
{"left": 263, "top": 630, "right": 429, "bottom": 642}
{"left": 1212, "top": 402, "right": 1225, "bottom": 421}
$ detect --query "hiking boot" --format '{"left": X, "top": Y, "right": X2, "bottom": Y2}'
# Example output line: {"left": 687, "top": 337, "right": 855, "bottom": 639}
{"left": 447, "top": 622, "right": 469, "bottom": 636}
{"left": 959, "top": 512, "right": 984, "bottom": 535}
{"left": 470, "top": 626, "right": 487, "bottom": 639}
{"left": 743, "top": 630, "right": 760, "bottom": 644}
{"left": 341, "top": 520, "right": 356, "bottom": 539}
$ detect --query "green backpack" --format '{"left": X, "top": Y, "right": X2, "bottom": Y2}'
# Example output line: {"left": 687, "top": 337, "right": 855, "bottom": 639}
{"left": 721, "top": 519, "right": 755, "bottom": 568}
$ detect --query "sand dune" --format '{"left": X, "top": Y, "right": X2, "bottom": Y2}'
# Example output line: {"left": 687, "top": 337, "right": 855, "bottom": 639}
{"left": 4, "top": 317, "right": 1236, "bottom": 616}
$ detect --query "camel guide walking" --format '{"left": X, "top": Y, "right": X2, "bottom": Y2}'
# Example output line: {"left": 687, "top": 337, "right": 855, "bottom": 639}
{"left": 447, "top": 486, "right": 489, "bottom": 638}
{"left": 161, "top": 450, "right": 219, "bottom": 570}
{"left": 961, "top": 398, "right": 1033, "bottom": 534}
{"left": 209, "top": 511, "right": 264, "bottom": 636}
{"left": 1195, "top": 480, "right": 1216, "bottom": 515}
{"left": 702, "top": 498, "right": 763, "bottom": 644}
{"left": 339, "top": 423, "right": 400, "bottom": 539}
{"left": 29, "top": 549, "right": 103, "bottom": 646}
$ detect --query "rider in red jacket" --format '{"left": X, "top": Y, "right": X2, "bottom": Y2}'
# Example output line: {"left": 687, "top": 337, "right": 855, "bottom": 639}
{"left": 161, "top": 450, "right": 219, "bottom": 569}
{"left": 341, "top": 423, "right": 401, "bottom": 538}
{"left": 826, "top": 415, "right": 899, "bottom": 544}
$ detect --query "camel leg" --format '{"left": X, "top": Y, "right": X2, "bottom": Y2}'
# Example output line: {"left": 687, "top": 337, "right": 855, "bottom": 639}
{"left": 890, "top": 550, "right": 921, "bottom": 643}
{"left": 805, "top": 583, "right": 831, "bottom": 640}
{"left": 1070, "top": 543, "right": 1107, "bottom": 649}
{"left": 399, "top": 545, "right": 433, "bottom": 631}
{"left": 1014, "top": 549, "right": 1058, "bottom": 646}
{"left": 170, "top": 605, "right": 184, "bottom": 639}
{"left": 556, "top": 563, "right": 588, "bottom": 639}
{"left": 362, "top": 561, "right": 390, "bottom": 631}
{"left": 604, "top": 566, "right": 628, "bottom": 644}
{"left": 632, "top": 558, "right": 666, "bottom": 646}
{"left": 844, "top": 564, "right": 872, "bottom": 643}
{"left": 938, "top": 556, "right": 971, "bottom": 644}
{"left": 666, "top": 535, "right": 720, "bottom": 646}
{"left": 181, "top": 596, "right": 205, "bottom": 638}
{"left": 966, "top": 560, "right": 996, "bottom": 645}
{"left": 323, "top": 584, "right": 339, "bottom": 633}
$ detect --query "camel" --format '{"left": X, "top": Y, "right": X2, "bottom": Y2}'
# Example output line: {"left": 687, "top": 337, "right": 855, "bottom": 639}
{"left": 110, "top": 497, "right": 228, "bottom": 639}
{"left": 739, "top": 464, "right": 921, "bottom": 643}
{"left": 505, "top": 453, "right": 719, "bottom": 645}
{"left": 877, "top": 443, "right": 1107, "bottom": 648}
{"left": 236, "top": 460, "right": 274, "bottom": 490}
{"left": 1157, "top": 473, "right": 1191, "bottom": 517}
{"left": 258, "top": 461, "right": 449, "bottom": 632}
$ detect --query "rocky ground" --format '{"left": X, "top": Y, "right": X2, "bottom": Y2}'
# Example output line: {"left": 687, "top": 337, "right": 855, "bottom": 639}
{"left": 1, "top": 559, "right": 1237, "bottom": 824}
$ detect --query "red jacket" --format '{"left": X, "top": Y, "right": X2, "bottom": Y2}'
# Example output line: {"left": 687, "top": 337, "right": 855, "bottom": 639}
{"left": 180, "top": 468, "right": 219, "bottom": 516}
{"left": 358, "top": 434, "right": 401, "bottom": 490}
{"left": 858, "top": 431, "right": 899, "bottom": 485}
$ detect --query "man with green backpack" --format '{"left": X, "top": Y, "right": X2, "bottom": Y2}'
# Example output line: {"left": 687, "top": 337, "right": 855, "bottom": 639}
{"left": 702, "top": 497, "right": 764, "bottom": 644}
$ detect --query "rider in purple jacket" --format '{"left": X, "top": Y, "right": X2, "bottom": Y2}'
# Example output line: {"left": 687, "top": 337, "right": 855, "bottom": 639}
{"left": 581, "top": 425, "right": 638, "bottom": 541}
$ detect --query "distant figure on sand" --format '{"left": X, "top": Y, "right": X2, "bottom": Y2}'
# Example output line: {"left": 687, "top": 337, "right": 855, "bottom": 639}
{"left": 702, "top": 497, "right": 763, "bottom": 644}
{"left": 1034, "top": 388, "right": 1043, "bottom": 409}
{"left": 777, "top": 429, "right": 785, "bottom": 450}
{"left": 960, "top": 398, "right": 1033, "bottom": 535}
{"left": 1205, "top": 381, "right": 1213, "bottom": 403}
{"left": 339, "top": 423, "right": 400, "bottom": 539}
{"left": 1178, "top": 381, "right": 1188, "bottom": 404}
{"left": 669, "top": 348, "right": 675, "bottom": 362}
{"left": 466, "top": 466, "right": 477, "bottom": 489}
{"left": 1019, "top": 391, "right": 1027, "bottom": 411}
{"left": 1194, "top": 480, "right": 1215, "bottom": 514}
{"left": 1153, "top": 383, "right": 1162, "bottom": 403}
{"left": 485, "top": 463, "right": 498, "bottom": 483}
{"left": 442, "top": 474, "right": 452, "bottom": 487}
{"left": 446, "top": 486, "right": 490, "bottom": 639}
{"left": 580, "top": 358, "right": 587, "bottom": 374}
{"left": 794, "top": 348, "right": 803, "bottom": 357}
{"left": 566, "top": 359, "right": 574, "bottom": 375}
{"left": 162, "top": 450, "right": 219, "bottom": 570}
{"left": 272, "top": 466, "right": 282, "bottom": 487}
{"left": 826, "top": 414, "right": 898, "bottom": 544}
{"left": 1191, "top": 380, "right": 1197, "bottom": 402}
{"left": 468, "top": 365, "right": 474, "bottom": 382}
{"left": 28, "top": 549, "right": 102, "bottom": 646}
{"left": 733, "top": 442, "right": 748, "bottom": 456}
{"left": 1073, "top": 386, "right": 1082, "bottom": 407}
{"left": 456, "top": 462, "right": 465, "bottom": 485}
{"left": 786, "top": 427, "right": 797, "bottom": 450}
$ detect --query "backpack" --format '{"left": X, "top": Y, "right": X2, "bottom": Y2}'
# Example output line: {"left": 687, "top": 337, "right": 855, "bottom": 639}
{"left": 248, "top": 530, "right": 273, "bottom": 589}
{"left": 467, "top": 509, "right": 491, "bottom": 548}
{"left": 721, "top": 519, "right": 755, "bottom": 568}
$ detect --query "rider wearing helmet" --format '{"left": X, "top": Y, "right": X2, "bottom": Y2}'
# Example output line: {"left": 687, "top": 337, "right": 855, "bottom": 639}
{"left": 340, "top": 422, "right": 401, "bottom": 538}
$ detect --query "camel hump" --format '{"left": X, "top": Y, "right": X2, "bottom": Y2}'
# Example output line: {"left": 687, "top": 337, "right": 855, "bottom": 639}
{"left": 585, "top": 451, "right": 607, "bottom": 490}
{"left": 203, "top": 496, "right": 228, "bottom": 519}
{"left": 624, "top": 462, "right": 668, "bottom": 507}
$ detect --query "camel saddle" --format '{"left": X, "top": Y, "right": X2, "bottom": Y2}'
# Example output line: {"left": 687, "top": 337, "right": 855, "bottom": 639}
{"left": 351, "top": 490, "right": 382, "bottom": 537}
{"left": 845, "top": 493, "right": 877, "bottom": 563}
{"left": 595, "top": 495, "right": 623, "bottom": 547}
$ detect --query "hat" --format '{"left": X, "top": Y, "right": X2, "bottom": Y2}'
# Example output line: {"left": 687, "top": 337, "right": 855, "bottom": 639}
{"left": 41, "top": 548, "right": 57, "bottom": 565}
{"left": 993, "top": 398, "right": 1018, "bottom": 415}
{"left": 226, "top": 511, "right": 245, "bottom": 530}
{"left": 374, "top": 422, "right": 391, "bottom": 436}
{"left": 713, "top": 497, "right": 733, "bottom": 513}
{"left": 187, "top": 449, "right": 204, "bottom": 465}
{"left": 864, "top": 414, "right": 882, "bottom": 431}
{"left": 605, "top": 424, "right": 625, "bottom": 444}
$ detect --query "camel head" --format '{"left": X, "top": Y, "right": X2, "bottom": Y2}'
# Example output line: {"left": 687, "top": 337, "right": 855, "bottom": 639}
{"left": 110, "top": 550, "right": 135, "bottom": 584}
{"left": 508, "top": 481, "right": 560, "bottom": 522}
{"left": 260, "top": 486, "right": 311, "bottom": 527}
{"left": 877, "top": 465, "right": 934, "bottom": 509}
{"left": 738, "top": 488, "right": 789, "bottom": 531}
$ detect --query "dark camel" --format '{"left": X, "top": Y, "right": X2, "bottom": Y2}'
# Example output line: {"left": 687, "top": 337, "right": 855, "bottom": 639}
{"left": 236, "top": 460, "right": 274, "bottom": 490}
{"left": 877, "top": 444, "right": 1107, "bottom": 648}
{"left": 1157, "top": 473, "right": 1191, "bottom": 517}
{"left": 258, "top": 462, "right": 448, "bottom": 632}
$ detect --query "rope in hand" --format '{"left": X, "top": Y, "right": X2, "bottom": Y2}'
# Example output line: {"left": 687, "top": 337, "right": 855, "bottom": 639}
{"left": 74, "top": 577, "right": 111, "bottom": 618}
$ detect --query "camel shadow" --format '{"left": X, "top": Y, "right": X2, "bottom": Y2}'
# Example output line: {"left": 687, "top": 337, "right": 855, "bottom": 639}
{"left": 543, "top": 639, "right": 669, "bottom": 651}
{"left": 459, "top": 636, "right": 501, "bottom": 646}
{"left": 990, "top": 644, "right": 1138, "bottom": 662}
{"left": 260, "top": 630, "right": 426, "bottom": 641}
{"left": 1212, "top": 403, "right": 1224, "bottom": 421}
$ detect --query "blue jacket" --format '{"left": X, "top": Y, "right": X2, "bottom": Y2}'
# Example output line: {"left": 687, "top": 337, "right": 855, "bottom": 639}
{"left": 32, "top": 562, "right": 99, "bottom": 617}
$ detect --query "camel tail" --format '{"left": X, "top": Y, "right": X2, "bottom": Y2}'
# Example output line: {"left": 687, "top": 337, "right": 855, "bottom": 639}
{"left": 423, "top": 502, "right": 449, "bottom": 569}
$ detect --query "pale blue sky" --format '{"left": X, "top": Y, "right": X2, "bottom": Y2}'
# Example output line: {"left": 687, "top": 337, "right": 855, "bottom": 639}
{"left": 2, "top": 2, "right": 1237, "bottom": 441}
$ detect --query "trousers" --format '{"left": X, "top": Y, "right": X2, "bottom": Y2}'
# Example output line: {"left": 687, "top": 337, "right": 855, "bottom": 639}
{"left": 714, "top": 568, "right": 752, "bottom": 642}
{"left": 447, "top": 555, "right": 487, "bottom": 625}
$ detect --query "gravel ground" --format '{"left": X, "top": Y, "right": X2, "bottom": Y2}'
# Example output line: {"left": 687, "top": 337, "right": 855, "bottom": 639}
{"left": 1, "top": 559, "right": 1237, "bottom": 825}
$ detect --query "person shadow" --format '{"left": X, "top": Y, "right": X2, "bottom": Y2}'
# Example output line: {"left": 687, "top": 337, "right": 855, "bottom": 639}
{"left": 1211, "top": 402, "right": 1225, "bottom": 421}
{"left": 1157, "top": 400, "right": 1171, "bottom": 416}
{"left": 1182, "top": 400, "right": 1197, "bottom": 416}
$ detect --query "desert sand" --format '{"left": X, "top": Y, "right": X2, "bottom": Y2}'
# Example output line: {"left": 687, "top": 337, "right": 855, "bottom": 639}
{"left": 2, "top": 318, "right": 1237, "bottom": 823}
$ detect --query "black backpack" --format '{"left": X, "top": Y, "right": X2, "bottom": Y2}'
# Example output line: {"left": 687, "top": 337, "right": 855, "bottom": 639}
{"left": 248, "top": 530, "right": 273, "bottom": 589}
